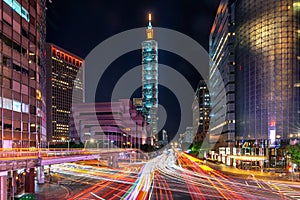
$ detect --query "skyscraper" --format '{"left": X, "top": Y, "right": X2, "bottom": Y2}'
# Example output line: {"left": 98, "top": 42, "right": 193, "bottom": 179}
{"left": 210, "top": 0, "right": 300, "bottom": 167}
{"left": 46, "top": 43, "right": 84, "bottom": 143}
{"left": 142, "top": 14, "right": 158, "bottom": 144}
{"left": 235, "top": 0, "right": 300, "bottom": 146}
{"left": 0, "top": 0, "right": 46, "bottom": 148}
{"left": 209, "top": 0, "right": 236, "bottom": 149}
{"left": 133, "top": 98, "right": 143, "bottom": 113}
{"left": 193, "top": 80, "right": 210, "bottom": 144}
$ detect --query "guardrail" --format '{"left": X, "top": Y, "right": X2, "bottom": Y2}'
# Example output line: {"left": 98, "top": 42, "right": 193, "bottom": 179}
{"left": 0, "top": 148, "right": 148, "bottom": 171}
{"left": 0, "top": 148, "right": 140, "bottom": 159}
{"left": 0, "top": 149, "right": 86, "bottom": 159}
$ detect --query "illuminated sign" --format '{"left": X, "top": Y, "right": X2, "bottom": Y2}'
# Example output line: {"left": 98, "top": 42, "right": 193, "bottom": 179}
{"left": 51, "top": 46, "right": 83, "bottom": 66}
{"left": 233, "top": 147, "right": 237, "bottom": 155}
{"left": 226, "top": 147, "right": 231, "bottom": 155}
{"left": 270, "top": 120, "right": 276, "bottom": 126}
{"left": 3, "top": 0, "right": 30, "bottom": 22}
{"left": 269, "top": 130, "right": 276, "bottom": 145}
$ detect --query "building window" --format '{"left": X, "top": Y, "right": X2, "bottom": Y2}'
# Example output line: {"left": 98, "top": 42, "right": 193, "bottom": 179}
{"left": 30, "top": 105, "right": 36, "bottom": 115}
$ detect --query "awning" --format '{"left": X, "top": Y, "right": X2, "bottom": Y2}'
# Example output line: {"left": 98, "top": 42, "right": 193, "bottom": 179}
{"left": 228, "top": 155, "right": 267, "bottom": 161}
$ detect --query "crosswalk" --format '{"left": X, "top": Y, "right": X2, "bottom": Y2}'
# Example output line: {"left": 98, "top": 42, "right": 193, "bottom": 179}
{"left": 268, "top": 182, "right": 300, "bottom": 200}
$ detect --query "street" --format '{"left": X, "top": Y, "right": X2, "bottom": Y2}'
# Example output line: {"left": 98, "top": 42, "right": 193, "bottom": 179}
{"left": 34, "top": 151, "right": 300, "bottom": 200}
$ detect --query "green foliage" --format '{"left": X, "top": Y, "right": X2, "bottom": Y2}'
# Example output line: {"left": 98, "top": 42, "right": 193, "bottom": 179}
{"left": 191, "top": 142, "right": 202, "bottom": 152}
{"left": 70, "top": 142, "right": 84, "bottom": 148}
{"left": 14, "top": 193, "right": 35, "bottom": 200}
{"left": 49, "top": 142, "right": 84, "bottom": 149}
{"left": 189, "top": 142, "right": 202, "bottom": 156}
{"left": 287, "top": 144, "right": 300, "bottom": 164}
{"left": 141, "top": 144, "right": 155, "bottom": 152}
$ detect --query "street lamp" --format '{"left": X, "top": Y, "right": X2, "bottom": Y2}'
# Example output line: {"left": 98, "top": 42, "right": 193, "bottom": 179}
{"left": 84, "top": 138, "right": 95, "bottom": 149}
{"left": 61, "top": 137, "right": 69, "bottom": 153}
{"left": 90, "top": 138, "right": 96, "bottom": 149}
{"left": 95, "top": 140, "right": 105, "bottom": 150}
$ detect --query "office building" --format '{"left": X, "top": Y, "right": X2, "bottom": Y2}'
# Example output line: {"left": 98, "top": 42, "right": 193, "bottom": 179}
{"left": 157, "top": 129, "right": 168, "bottom": 147}
{"left": 142, "top": 14, "right": 158, "bottom": 144}
{"left": 209, "top": 0, "right": 236, "bottom": 149}
{"left": 193, "top": 80, "right": 210, "bottom": 144}
{"left": 72, "top": 99, "right": 147, "bottom": 148}
{"left": 183, "top": 127, "right": 194, "bottom": 144}
{"left": 209, "top": 0, "right": 300, "bottom": 168}
{"left": 46, "top": 43, "right": 84, "bottom": 143}
{"left": 235, "top": 0, "right": 300, "bottom": 147}
{"left": 0, "top": 0, "right": 46, "bottom": 148}
{"left": 133, "top": 98, "right": 143, "bottom": 113}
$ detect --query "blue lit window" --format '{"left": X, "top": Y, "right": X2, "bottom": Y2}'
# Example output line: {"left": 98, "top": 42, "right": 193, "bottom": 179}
{"left": 4, "top": 0, "right": 30, "bottom": 22}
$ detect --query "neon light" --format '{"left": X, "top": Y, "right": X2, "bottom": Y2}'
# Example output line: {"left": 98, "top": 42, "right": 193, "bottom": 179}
{"left": 51, "top": 46, "right": 83, "bottom": 66}
{"left": 145, "top": 84, "right": 153, "bottom": 89}
{"left": 3, "top": 0, "right": 30, "bottom": 22}
{"left": 270, "top": 120, "right": 276, "bottom": 126}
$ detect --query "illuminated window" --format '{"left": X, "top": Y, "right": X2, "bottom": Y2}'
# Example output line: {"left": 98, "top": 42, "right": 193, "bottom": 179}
{"left": 0, "top": 97, "right": 29, "bottom": 113}
{"left": 36, "top": 89, "right": 42, "bottom": 100}
{"left": 3, "top": 0, "right": 30, "bottom": 22}
{"left": 293, "top": 2, "right": 300, "bottom": 8}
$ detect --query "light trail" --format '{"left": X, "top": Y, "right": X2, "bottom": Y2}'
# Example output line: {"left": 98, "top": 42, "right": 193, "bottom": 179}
{"left": 49, "top": 150, "right": 299, "bottom": 200}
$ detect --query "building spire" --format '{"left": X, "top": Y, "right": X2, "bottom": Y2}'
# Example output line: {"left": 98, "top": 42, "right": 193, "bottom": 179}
{"left": 146, "top": 13, "right": 154, "bottom": 39}
{"left": 148, "top": 13, "right": 152, "bottom": 29}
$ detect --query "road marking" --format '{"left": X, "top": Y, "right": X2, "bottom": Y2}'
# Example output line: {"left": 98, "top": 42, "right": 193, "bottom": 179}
{"left": 255, "top": 181, "right": 264, "bottom": 189}
{"left": 269, "top": 182, "right": 300, "bottom": 199}
{"left": 113, "top": 194, "right": 122, "bottom": 198}
{"left": 90, "top": 192, "right": 106, "bottom": 200}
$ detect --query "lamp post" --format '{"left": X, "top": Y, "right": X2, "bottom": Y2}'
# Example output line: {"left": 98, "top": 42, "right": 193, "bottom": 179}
{"left": 61, "top": 137, "right": 69, "bottom": 153}
{"left": 275, "top": 134, "right": 281, "bottom": 169}
{"left": 90, "top": 138, "right": 95, "bottom": 149}
{"left": 84, "top": 138, "right": 95, "bottom": 149}
{"left": 84, "top": 138, "right": 87, "bottom": 150}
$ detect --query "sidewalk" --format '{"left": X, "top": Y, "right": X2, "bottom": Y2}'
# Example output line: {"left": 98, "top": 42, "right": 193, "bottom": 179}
{"left": 206, "top": 160, "right": 300, "bottom": 182}
{"left": 13, "top": 174, "right": 70, "bottom": 200}
{"left": 35, "top": 182, "right": 70, "bottom": 200}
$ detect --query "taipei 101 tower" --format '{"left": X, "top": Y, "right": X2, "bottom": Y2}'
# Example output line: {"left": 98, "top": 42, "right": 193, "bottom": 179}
{"left": 142, "top": 14, "right": 158, "bottom": 145}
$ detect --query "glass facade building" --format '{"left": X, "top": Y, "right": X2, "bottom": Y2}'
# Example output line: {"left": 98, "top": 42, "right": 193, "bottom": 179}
{"left": 142, "top": 14, "right": 158, "bottom": 144}
{"left": 0, "top": 0, "right": 46, "bottom": 148}
{"left": 46, "top": 43, "right": 84, "bottom": 143}
{"left": 209, "top": 0, "right": 236, "bottom": 149}
{"left": 210, "top": 0, "right": 300, "bottom": 149}
{"left": 235, "top": 0, "right": 300, "bottom": 145}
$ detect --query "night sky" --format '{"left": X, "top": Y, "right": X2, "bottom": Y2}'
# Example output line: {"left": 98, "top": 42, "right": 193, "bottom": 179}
{"left": 46, "top": 0, "right": 220, "bottom": 138}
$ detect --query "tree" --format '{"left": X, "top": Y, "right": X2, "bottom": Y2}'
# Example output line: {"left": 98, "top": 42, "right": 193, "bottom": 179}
{"left": 286, "top": 144, "right": 300, "bottom": 166}
{"left": 190, "top": 142, "right": 202, "bottom": 157}
{"left": 141, "top": 144, "right": 155, "bottom": 152}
